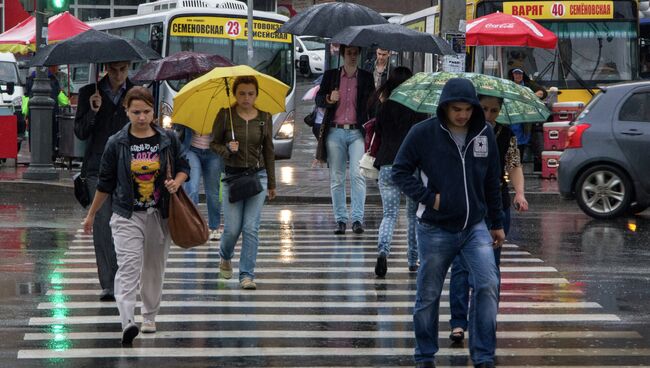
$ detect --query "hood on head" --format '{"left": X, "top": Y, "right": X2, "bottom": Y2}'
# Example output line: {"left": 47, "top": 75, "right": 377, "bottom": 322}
{"left": 436, "top": 78, "right": 485, "bottom": 131}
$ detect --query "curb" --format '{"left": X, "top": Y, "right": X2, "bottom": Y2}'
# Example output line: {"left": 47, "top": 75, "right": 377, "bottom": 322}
{"left": 1, "top": 180, "right": 563, "bottom": 205}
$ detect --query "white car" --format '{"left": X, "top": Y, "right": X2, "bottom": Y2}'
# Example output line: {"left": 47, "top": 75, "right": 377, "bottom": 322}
{"left": 295, "top": 36, "right": 325, "bottom": 77}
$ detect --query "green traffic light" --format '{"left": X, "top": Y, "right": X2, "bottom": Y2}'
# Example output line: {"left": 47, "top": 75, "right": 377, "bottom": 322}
{"left": 47, "top": 0, "right": 68, "bottom": 13}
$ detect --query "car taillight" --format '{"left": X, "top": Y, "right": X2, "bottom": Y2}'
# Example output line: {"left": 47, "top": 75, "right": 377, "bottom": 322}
{"left": 565, "top": 123, "right": 591, "bottom": 149}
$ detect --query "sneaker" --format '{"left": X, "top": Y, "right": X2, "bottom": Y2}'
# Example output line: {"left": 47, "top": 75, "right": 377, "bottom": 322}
{"left": 352, "top": 221, "right": 364, "bottom": 234}
{"left": 99, "top": 288, "right": 115, "bottom": 301}
{"left": 121, "top": 321, "right": 139, "bottom": 345}
{"left": 209, "top": 229, "right": 221, "bottom": 241}
{"left": 375, "top": 254, "right": 387, "bottom": 277}
{"left": 141, "top": 320, "right": 156, "bottom": 333}
{"left": 240, "top": 278, "right": 257, "bottom": 290}
{"left": 408, "top": 264, "right": 419, "bottom": 272}
{"left": 219, "top": 259, "right": 232, "bottom": 279}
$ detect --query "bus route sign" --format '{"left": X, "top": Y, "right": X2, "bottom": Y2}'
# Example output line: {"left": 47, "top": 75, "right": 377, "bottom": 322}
{"left": 170, "top": 16, "right": 292, "bottom": 43}
{"left": 503, "top": 1, "right": 614, "bottom": 19}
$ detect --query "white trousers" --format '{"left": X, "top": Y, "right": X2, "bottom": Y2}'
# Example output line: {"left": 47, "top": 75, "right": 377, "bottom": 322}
{"left": 110, "top": 209, "right": 170, "bottom": 329}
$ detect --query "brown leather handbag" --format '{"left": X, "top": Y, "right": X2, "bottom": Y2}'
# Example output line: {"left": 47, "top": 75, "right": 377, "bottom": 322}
{"left": 166, "top": 150, "right": 209, "bottom": 248}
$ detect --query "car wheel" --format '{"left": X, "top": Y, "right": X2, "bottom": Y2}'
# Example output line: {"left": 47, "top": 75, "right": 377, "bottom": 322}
{"left": 575, "top": 165, "right": 632, "bottom": 219}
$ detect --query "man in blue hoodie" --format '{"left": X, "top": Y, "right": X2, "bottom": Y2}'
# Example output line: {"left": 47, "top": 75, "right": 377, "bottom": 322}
{"left": 392, "top": 78, "right": 505, "bottom": 368}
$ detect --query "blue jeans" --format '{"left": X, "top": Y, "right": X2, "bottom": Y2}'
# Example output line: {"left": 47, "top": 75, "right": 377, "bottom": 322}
{"left": 326, "top": 128, "right": 366, "bottom": 223}
{"left": 377, "top": 166, "right": 418, "bottom": 266}
{"left": 219, "top": 170, "right": 268, "bottom": 281}
{"left": 449, "top": 209, "right": 511, "bottom": 331}
{"left": 183, "top": 146, "right": 224, "bottom": 230}
{"left": 414, "top": 221, "right": 498, "bottom": 366}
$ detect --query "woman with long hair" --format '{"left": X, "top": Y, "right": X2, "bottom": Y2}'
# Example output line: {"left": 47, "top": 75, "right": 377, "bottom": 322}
{"left": 210, "top": 76, "right": 276, "bottom": 290}
{"left": 372, "top": 66, "right": 428, "bottom": 277}
{"left": 82, "top": 86, "right": 190, "bottom": 344}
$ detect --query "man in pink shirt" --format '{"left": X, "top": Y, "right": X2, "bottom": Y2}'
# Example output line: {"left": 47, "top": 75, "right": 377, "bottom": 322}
{"left": 315, "top": 45, "right": 375, "bottom": 235}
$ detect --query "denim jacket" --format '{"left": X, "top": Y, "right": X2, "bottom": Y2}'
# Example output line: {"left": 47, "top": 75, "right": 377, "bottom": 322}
{"left": 96, "top": 123, "right": 190, "bottom": 219}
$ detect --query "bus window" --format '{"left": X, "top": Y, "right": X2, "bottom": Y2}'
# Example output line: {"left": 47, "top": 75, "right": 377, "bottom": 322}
{"left": 167, "top": 37, "right": 294, "bottom": 93}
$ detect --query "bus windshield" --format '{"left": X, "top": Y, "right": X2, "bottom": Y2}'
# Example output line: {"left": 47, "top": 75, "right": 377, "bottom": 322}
{"left": 475, "top": 21, "right": 637, "bottom": 88}
{"left": 167, "top": 35, "right": 293, "bottom": 92}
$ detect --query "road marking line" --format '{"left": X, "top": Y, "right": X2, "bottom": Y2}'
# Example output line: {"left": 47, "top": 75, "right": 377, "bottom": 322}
{"left": 28, "top": 313, "right": 620, "bottom": 326}
{"left": 46, "top": 288, "right": 583, "bottom": 297}
{"left": 19, "top": 347, "right": 646, "bottom": 359}
{"left": 22, "top": 330, "right": 640, "bottom": 341}
{"left": 53, "top": 266, "right": 558, "bottom": 274}
{"left": 36, "top": 301, "right": 601, "bottom": 310}
{"left": 50, "top": 277, "right": 571, "bottom": 285}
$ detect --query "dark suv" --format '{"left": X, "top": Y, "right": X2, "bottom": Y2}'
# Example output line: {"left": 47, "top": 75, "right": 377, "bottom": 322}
{"left": 558, "top": 82, "right": 650, "bottom": 219}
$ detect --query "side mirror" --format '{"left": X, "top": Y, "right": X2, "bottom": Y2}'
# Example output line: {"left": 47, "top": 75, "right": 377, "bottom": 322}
{"left": 296, "top": 46, "right": 304, "bottom": 53}
{"left": 298, "top": 55, "right": 310, "bottom": 75}
{"left": 2, "top": 82, "right": 15, "bottom": 95}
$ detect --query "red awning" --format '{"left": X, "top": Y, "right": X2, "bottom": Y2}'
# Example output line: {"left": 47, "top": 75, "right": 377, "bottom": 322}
{"left": 0, "top": 11, "right": 92, "bottom": 54}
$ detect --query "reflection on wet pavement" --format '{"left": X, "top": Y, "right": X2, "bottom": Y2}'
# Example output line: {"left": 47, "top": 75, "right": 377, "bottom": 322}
{"left": 2, "top": 191, "right": 650, "bottom": 367}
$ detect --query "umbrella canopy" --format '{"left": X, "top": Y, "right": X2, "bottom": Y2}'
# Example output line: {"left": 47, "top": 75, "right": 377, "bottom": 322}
{"left": 172, "top": 65, "right": 289, "bottom": 135}
{"left": 30, "top": 29, "right": 160, "bottom": 66}
{"left": 277, "top": 2, "right": 387, "bottom": 38}
{"left": 466, "top": 12, "right": 557, "bottom": 49}
{"left": 132, "top": 51, "right": 234, "bottom": 82}
{"left": 0, "top": 12, "right": 92, "bottom": 54}
{"left": 390, "top": 72, "right": 550, "bottom": 124}
{"left": 331, "top": 23, "right": 455, "bottom": 54}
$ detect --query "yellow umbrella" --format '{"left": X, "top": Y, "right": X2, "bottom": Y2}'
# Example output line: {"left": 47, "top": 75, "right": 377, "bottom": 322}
{"left": 171, "top": 65, "right": 289, "bottom": 135}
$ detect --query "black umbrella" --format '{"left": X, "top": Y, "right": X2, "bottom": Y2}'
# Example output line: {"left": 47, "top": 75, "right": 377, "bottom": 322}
{"left": 276, "top": 3, "right": 387, "bottom": 38}
{"left": 30, "top": 29, "right": 160, "bottom": 66}
{"left": 132, "top": 51, "right": 234, "bottom": 82}
{"left": 331, "top": 23, "right": 456, "bottom": 55}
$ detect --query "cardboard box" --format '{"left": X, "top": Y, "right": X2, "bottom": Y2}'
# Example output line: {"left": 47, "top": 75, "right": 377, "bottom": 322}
{"left": 542, "top": 151, "right": 562, "bottom": 179}
{"left": 543, "top": 122, "right": 571, "bottom": 150}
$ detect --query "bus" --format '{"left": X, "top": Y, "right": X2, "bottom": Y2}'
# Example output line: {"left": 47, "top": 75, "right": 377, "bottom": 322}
{"left": 466, "top": 0, "right": 639, "bottom": 104}
{"left": 396, "top": 6, "right": 440, "bottom": 74}
{"left": 87, "top": 0, "right": 296, "bottom": 159}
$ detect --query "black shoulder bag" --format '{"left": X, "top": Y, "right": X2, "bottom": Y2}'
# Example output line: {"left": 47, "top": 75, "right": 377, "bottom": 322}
{"left": 221, "top": 112, "right": 267, "bottom": 203}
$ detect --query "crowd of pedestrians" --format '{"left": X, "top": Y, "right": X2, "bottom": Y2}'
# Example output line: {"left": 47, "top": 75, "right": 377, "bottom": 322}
{"left": 76, "top": 45, "right": 536, "bottom": 367}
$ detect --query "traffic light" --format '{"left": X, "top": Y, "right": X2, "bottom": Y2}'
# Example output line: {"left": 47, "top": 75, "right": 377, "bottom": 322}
{"left": 45, "top": 0, "right": 69, "bottom": 14}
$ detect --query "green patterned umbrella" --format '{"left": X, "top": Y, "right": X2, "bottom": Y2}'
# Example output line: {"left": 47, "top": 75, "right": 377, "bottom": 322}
{"left": 389, "top": 72, "right": 550, "bottom": 124}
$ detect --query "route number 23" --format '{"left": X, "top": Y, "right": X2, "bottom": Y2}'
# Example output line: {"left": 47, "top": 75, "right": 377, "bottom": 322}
{"left": 227, "top": 20, "right": 241, "bottom": 36}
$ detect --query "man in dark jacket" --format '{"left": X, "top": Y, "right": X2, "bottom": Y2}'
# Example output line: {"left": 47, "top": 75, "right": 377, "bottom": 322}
{"left": 74, "top": 61, "right": 134, "bottom": 301}
{"left": 315, "top": 44, "right": 375, "bottom": 235}
{"left": 392, "top": 78, "right": 505, "bottom": 368}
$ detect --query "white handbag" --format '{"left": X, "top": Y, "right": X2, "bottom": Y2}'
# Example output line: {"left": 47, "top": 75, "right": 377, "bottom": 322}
{"left": 359, "top": 133, "right": 379, "bottom": 180}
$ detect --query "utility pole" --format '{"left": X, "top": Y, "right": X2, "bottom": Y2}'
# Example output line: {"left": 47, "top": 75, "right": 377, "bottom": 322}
{"left": 247, "top": 0, "right": 254, "bottom": 66}
{"left": 23, "top": 0, "right": 58, "bottom": 180}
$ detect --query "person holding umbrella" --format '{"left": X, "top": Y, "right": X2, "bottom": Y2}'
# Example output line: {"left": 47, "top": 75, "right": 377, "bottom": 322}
{"left": 448, "top": 94, "right": 530, "bottom": 343}
{"left": 74, "top": 61, "right": 134, "bottom": 302}
{"left": 210, "top": 76, "right": 276, "bottom": 290}
{"left": 392, "top": 78, "right": 504, "bottom": 368}
{"left": 316, "top": 44, "right": 375, "bottom": 235}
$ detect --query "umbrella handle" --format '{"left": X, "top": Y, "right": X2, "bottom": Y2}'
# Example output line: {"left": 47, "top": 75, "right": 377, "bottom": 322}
{"left": 224, "top": 77, "right": 235, "bottom": 141}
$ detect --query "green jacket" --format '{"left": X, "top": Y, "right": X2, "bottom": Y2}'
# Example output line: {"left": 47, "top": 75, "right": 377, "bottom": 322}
{"left": 22, "top": 92, "right": 70, "bottom": 116}
{"left": 210, "top": 108, "right": 276, "bottom": 190}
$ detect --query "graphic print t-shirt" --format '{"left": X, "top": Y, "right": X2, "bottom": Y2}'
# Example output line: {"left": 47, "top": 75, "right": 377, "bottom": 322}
{"left": 129, "top": 132, "right": 161, "bottom": 211}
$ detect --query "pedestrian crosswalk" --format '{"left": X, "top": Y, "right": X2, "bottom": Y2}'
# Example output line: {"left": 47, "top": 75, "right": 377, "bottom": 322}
{"left": 16, "top": 205, "right": 650, "bottom": 367}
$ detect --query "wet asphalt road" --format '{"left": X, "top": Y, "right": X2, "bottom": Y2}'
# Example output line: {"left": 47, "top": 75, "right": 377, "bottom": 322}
{"left": 1, "top": 187, "right": 650, "bottom": 367}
